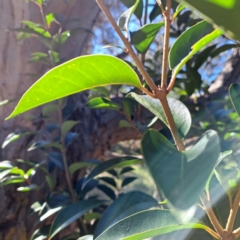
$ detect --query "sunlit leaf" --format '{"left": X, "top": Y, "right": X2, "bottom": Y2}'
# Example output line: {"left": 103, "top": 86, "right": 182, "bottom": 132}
{"left": 120, "top": 0, "right": 143, "bottom": 20}
{"left": 142, "top": 130, "right": 220, "bottom": 210}
{"left": 7, "top": 55, "right": 141, "bottom": 119}
{"left": 49, "top": 199, "right": 104, "bottom": 239}
{"left": 131, "top": 22, "right": 164, "bottom": 53}
{"left": 127, "top": 93, "right": 191, "bottom": 137}
{"left": 86, "top": 97, "right": 121, "bottom": 111}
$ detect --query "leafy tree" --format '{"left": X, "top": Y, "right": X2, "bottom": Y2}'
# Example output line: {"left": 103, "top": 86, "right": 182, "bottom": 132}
{"left": 1, "top": 0, "right": 240, "bottom": 240}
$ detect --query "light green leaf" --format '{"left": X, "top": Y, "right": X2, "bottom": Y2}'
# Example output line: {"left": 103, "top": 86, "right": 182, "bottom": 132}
{"left": 84, "top": 212, "right": 102, "bottom": 223}
{"left": 131, "top": 22, "right": 164, "bottom": 53}
{"left": 94, "top": 191, "right": 159, "bottom": 238}
{"left": 7, "top": 55, "right": 141, "bottom": 119}
{"left": 141, "top": 129, "right": 220, "bottom": 210}
{"left": 49, "top": 199, "right": 104, "bottom": 239}
{"left": 96, "top": 209, "right": 212, "bottom": 240}
{"left": 229, "top": 83, "right": 240, "bottom": 116}
{"left": 0, "top": 176, "right": 25, "bottom": 186}
{"left": 173, "top": 3, "right": 187, "bottom": 19}
{"left": 118, "top": 120, "right": 133, "bottom": 128}
{"left": 45, "top": 175, "right": 56, "bottom": 190}
{"left": 127, "top": 93, "right": 191, "bottom": 137}
{"left": 61, "top": 120, "right": 78, "bottom": 137}
{"left": 86, "top": 97, "right": 121, "bottom": 111}
{"left": 118, "top": 0, "right": 141, "bottom": 31}
{"left": 42, "top": 104, "right": 58, "bottom": 116}
{"left": 176, "top": 0, "right": 240, "bottom": 41}
{"left": 69, "top": 161, "right": 98, "bottom": 175}
{"left": 46, "top": 13, "right": 55, "bottom": 26}
{"left": 120, "top": 0, "right": 143, "bottom": 20}
{"left": 17, "top": 184, "right": 38, "bottom": 192}
{"left": 2, "top": 131, "right": 36, "bottom": 148}
{"left": 169, "top": 21, "right": 214, "bottom": 70}
{"left": 84, "top": 157, "right": 143, "bottom": 187}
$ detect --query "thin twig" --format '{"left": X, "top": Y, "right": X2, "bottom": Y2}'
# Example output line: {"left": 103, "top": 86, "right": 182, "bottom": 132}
{"left": 226, "top": 189, "right": 240, "bottom": 233}
{"left": 156, "top": 0, "right": 165, "bottom": 15}
{"left": 201, "top": 196, "right": 226, "bottom": 239}
{"left": 161, "top": 0, "right": 171, "bottom": 88}
{"left": 233, "top": 227, "right": 240, "bottom": 239}
{"left": 167, "top": 74, "right": 176, "bottom": 92}
{"left": 96, "top": 0, "right": 158, "bottom": 93}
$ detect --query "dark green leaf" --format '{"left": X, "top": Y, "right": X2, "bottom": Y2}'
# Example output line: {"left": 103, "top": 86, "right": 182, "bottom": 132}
{"left": 96, "top": 209, "right": 211, "bottom": 240}
{"left": 120, "top": 167, "right": 134, "bottom": 175}
{"left": 86, "top": 97, "right": 121, "bottom": 111}
{"left": 122, "top": 177, "right": 137, "bottom": 187}
{"left": 169, "top": 21, "right": 214, "bottom": 70}
{"left": 61, "top": 120, "right": 78, "bottom": 137}
{"left": 7, "top": 55, "right": 141, "bottom": 119}
{"left": 122, "top": 99, "right": 133, "bottom": 119}
{"left": 98, "top": 177, "right": 117, "bottom": 188}
{"left": 84, "top": 212, "right": 102, "bottom": 223}
{"left": 120, "top": 0, "right": 143, "bottom": 20}
{"left": 176, "top": 0, "right": 240, "bottom": 41}
{"left": 49, "top": 199, "right": 104, "bottom": 239}
{"left": 127, "top": 93, "right": 191, "bottom": 137}
{"left": 94, "top": 191, "right": 159, "bottom": 238}
{"left": 142, "top": 129, "right": 220, "bottom": 210}
{"left": 39, "top": 203, "right": 63, "bottom": 222}
{"left": 84, "top": 157, "right": 142, "bottom": 187}
{"left": 69, "top": 161, "right": 99, "bottom": 175}
{"left": 210, "top": 44, "right": 237, "bottom": 59}
{"left": 173, "top": 3, "right": 187, "bottom": 19}
{"left": 97, "top": 184, "right": 116, "bottom": 200}
{"left": 46, "top": 175, "right": 56, "bottom": 190}
{"left": 131, "top": 22, "right": 164, "bottom": 53}
{"left": 118, "top": 120, "right": 133, "bottom": 128}
{"left": 31, "top": 225, "right": 51, "bottom": 240}
{"left": 229, "top": 83, "right": 240, "bottom": 116}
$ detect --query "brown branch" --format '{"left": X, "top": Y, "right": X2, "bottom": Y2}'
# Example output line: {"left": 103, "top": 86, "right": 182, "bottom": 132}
{"left": 201, "top": 196, "right": 226, "bottom": 239}
{"left": 226, "top": 189, "right": 240, "bottom": 233}
{"left": 95, "top": 0, "right": 158, "bottom": 93}
{"left": 160, "top": 0, "right": 171, "bottom": 88}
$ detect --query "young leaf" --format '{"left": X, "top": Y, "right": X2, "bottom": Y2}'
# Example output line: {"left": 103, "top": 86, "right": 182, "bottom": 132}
{"left": 120, "top": 0, "right": 143, "bottom": 20}
{"left": 7, "top": 55, "right": 141, "bottom": 119}
{"left": 49, "top": 199, "right": 104, "bottom": 239}
{"left": 131, "top": 22, "right": 165, "bottom": 53}
{"left": 83, "top": 157, "right": 143, "bottom": 187}
{"left": 229, "top": 83, "right": 240, "bottom": 116}
{"left": 69, "top": 161, "right": 99, "bottom": 175}
{"left": 118, "top": 0, "right": 141, "bottom": 32}
{"left": 169, "top": 21, "right": 214, "bottom": 70}
{"left": 141, "top": 129, "right": 220, "bottom": 210}
{"left": 127, "top": 92, "right": 191, "bottom": 137}
{"left": 61, "top": 120, "right": 78, "bottom": 137}
{"left": 94, "top": 191, "right": 159, "bottom": 238}
{"left": 176, "top": 0, "right": 240, "bottom": 41}
{"left": 86, "top": 97, "right": 121, "bottom": 111}
{"left": 96, "top": 209, "right": 212, "bottom": 240}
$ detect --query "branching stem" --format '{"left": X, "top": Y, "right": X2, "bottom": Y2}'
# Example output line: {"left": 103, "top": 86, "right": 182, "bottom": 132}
{"left": 96, "top": 0, "right": 157, "bottom": 93}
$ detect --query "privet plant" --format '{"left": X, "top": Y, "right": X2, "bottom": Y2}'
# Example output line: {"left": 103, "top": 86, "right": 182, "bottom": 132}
{"left": 2, "top": 0, "right": 240, "bottom": 239}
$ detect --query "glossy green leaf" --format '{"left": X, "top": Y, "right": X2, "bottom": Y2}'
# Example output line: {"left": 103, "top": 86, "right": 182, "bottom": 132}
{"left": 173, "top": 3, "right": 187, "bottom": 19}
{"left": 120, "top": 0, "right": 143, "bottom": 20}
{"left": 7, "top": 55, "right": 141, "bottom": 119}
{"left": 127, "top": 93, "right": 191, "bottom": 137}
{"left": 98, "top": 177, "right": 117, "bottom": 188}
{"left": 40, "top": 203, "right": 63, "bottom": 222}
{"left": 84, "top": 157, "right": 143, "bottom": 187}
{"left": 0, "top": 161, "right": 14, "bottom": 169}
{"left": 0, "top": 176, "right": 25, "bottom": 186}
{"left": 169, "top": 21, "right": 214, "bottom": 70}
{"left": 94, "top": 191, "right": 159, "bottom": 238}
{"left": 69, "top": 161, "right": 98, "bottom": 175}
{"left": 61, "top": 120, "right": 78, "bottom": 137}
{"left": 17, "top": 184, "right": 38, "bottom": 192}
{"left": 2, "top": 131, "right": 36, "bottom": 148}
{"left": 176, "top": 0, "right": 240, "bottom": 41}
{"left": 118, "top": 0, "right": 141, "bottom": 31}
{"left": 210, "top": 44, "right": 237, "bottom": 59}
{"left": 131, "top": 22, "right": 164, "bottom": 53}
{"left": 49, "top": 199, "right": 104, "bottom": 239}
{"left": 96, "top": 209, "right": 211, "bottom": 240}
{"left": 142, "top": 129, "right": 220, "bottom": 210}
{"left": 229, "top": 83, "right": 240, "bottom": 116}
{"left": 171, "top": 28, "right": 222, "bottom": 77}
{"left": 77, "top": 236, "right": 93, "bottom": 240}
{"left": 86, "top": 97, "right": 121, "bottom": 111}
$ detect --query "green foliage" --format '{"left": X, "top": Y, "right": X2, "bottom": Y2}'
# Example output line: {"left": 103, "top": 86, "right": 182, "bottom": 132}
{"left": 3, "top": 0, "right": 240, "bottom": 239}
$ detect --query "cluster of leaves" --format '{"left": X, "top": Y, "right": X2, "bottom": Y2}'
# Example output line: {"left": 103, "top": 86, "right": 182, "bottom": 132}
{"left": 3, "top": 0, "right": 240, "bottom": 239}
